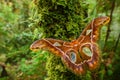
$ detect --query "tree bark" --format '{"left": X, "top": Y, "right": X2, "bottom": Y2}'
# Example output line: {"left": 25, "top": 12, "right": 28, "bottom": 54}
{"left": 35, "top": 0, "right": 88, "bottom": 80}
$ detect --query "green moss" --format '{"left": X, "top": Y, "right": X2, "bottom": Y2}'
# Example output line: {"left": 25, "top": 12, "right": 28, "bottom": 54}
{"left": 34, "top": 0, "right": 89, "bottom": 80}
{"left": 45, "top": 54, "right": 82, "bottom": 80}
{"left": 35, "top": 0, "right": 88, "bottom": 40}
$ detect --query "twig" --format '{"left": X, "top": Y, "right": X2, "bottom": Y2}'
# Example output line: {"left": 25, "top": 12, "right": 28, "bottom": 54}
{"left": 113, "top": 33, "right": 120, "bottom": 52}
{"left": 103, "top": 0, "right": 116, "bottom": 51}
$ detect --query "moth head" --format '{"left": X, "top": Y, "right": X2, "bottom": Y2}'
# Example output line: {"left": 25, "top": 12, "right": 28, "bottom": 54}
{"left": 93, "top": 16, "right": 110, "bottom": 26}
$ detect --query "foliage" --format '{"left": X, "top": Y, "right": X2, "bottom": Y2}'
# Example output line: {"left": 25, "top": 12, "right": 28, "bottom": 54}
{"left": 0, "top": 0, "right": 120, "bottom": 80}
{"left": 0, "top": 0, "right": 47, "bottom": 80}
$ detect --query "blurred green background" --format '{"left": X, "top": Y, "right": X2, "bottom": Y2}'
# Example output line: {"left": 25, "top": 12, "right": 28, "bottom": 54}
{"left": 0, "top": 0, "right": 120, "bottom": 80}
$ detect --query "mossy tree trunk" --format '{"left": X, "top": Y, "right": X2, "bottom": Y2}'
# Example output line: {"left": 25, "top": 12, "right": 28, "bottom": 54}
{"left": 34, "top": 0, "right": 89, "bottom": 80}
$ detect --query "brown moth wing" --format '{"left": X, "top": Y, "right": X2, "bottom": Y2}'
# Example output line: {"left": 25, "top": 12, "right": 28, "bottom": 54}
{"left": 85, "top": 43, "right": 100, "bottom": 71}
{"left": 61, "top": 53, "right": 86, "bottom": 75}
{"left": 76, "top": 16, "right": 110, "bottom": 66}
{"left": 79, "top": 16, "right": 110, "bottom": 42}
{"left": 30, "top": 39, "right": 65, "bottom": 56}
{"left": 30, "top": 38, "right": 77, "bottom": 57}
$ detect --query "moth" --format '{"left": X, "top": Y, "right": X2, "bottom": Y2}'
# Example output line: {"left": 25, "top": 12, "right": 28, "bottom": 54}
{"left": 30, "top": 16, "right": 110, "bottom": 75}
